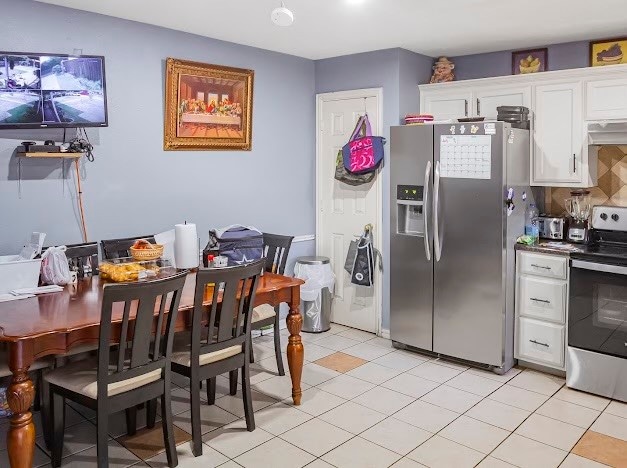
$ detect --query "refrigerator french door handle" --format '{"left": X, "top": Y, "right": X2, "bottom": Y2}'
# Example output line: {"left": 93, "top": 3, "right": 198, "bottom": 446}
{"left": 423, "top": 161, "right": 432, "bottom": 261}
{"left": 433, "top": 160, "right": 442, "bottom": 262}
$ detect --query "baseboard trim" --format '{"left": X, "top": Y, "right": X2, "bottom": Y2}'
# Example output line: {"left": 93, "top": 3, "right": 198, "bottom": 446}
{"left": 294, "top": 234, "right": 315, "bottom": 243}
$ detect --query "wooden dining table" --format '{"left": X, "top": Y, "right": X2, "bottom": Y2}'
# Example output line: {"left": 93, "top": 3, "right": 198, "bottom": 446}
{"left": 0, "top": 271, "right": 305, "bottom": 468}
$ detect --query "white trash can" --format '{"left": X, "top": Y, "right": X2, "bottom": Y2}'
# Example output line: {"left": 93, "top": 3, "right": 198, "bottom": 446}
{"left": 294, "top": 256, "right": 335, "bottom": 333}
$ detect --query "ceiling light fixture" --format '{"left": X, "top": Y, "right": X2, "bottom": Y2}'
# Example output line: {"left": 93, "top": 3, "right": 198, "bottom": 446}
{"left": 271, "top": 2, "right": 294, "bottom": 27}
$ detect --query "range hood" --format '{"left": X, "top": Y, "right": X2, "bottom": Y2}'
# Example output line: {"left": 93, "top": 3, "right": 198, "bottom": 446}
{"left": 587, "top": 120, "right": 627, "bottom": 145}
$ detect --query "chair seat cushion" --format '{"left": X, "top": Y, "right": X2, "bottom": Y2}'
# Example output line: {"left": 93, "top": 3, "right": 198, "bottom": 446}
{"left": 44, "top": 358, "right": 162, "bottom": 399}
{"left": 252, "top": 304, "right": 277, "bottom": 323}
{"left": 171, "top": 332, "right": 242, "bottom": 367}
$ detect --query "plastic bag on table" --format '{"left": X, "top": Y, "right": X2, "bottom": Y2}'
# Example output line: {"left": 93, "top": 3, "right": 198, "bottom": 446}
{"left": 40, "top": 246, "right": 71, "bottom": 286}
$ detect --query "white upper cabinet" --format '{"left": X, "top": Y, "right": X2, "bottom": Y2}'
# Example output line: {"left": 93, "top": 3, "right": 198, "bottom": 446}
{"left": 532, "top": 82, "right": 584, "bottom": 185}
{"left": 586, "top": 78, "right": 627, "bottom": 120}
{"left": 418, "top": 65, "right": 627, "bottom": 187}
{"left": 474, "top": 87, "right": 532, "bottom": 120}
{"left": 422, "top": 91, "right": 472, "bottom": 120}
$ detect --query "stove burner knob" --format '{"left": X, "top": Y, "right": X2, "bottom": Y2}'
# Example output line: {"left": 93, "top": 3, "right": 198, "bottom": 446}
{"left": 612, "top": 214, "right": 620, "bottom": 222}
{"left": 600, "top": 213, "right": 608, "bottom": 220}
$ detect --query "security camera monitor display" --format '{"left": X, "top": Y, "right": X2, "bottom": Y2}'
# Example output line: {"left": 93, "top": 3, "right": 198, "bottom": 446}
{"left": 0, "top": 53, "right": 108, "bottom": 128}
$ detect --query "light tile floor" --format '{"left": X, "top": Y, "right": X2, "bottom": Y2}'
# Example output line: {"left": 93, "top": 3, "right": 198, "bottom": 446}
{"left": 1, "top": 324, "right": 626, "bottom": 467}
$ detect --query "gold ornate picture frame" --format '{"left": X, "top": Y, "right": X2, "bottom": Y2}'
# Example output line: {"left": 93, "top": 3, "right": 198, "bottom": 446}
{"left": 164, "top": 57, "right": 254, "bottom": 151}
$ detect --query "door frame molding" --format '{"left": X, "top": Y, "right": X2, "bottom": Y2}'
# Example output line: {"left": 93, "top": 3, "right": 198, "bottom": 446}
{"left": 315, "top": 87, "right": 384, "bottom": 335}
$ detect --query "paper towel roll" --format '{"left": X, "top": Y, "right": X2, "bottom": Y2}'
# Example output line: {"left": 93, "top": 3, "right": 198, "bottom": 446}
{"left": 174, "top": 223, "right": 199, "bottom": 269}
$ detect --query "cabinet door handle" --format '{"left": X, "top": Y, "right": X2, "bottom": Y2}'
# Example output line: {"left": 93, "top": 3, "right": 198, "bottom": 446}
{"left": 530, "top": 264, "right": 551, "bottom": 270}
{"left": 477, "top": 98, "right": 481, "bottom": 116}
{"left": 530, "top": 339, "right": 550, "bottom": 348}
{"left": 530, "top": 298, "right": 551, "bottom": 304}
{"left": 464, "top": 100, "right": 468, "bottom": 117}
{"left": 573, "top": 154, "right": 576, "bottom": 173}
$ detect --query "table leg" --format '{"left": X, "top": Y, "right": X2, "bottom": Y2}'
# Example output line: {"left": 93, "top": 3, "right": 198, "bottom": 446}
{"left": 7, "top": 343, "right": 35, "bottom": 468}
{"left": 286, "top": 289, "right": 304, "bottom": 405}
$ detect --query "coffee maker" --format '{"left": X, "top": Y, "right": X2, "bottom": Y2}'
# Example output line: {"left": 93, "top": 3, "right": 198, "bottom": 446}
{"left": 565, "top": 190, "right": 591, "bottom": 243}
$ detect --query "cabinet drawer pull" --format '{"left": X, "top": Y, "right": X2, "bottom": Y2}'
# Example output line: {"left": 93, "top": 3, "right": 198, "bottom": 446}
{"left": 529, "top": 339, "right": 550, "bottom": 348}
{"left": 573, "top": 154, "right": 576, "bottom": 173}
{"left": 464, "top": 100, "right": 468, "bottom": 117}
{"left": 530, "top": 298, "right": 551, "bottom": 304}
{"left": 477, "top": 98, "right": 481, "bottom": 115}
{"left": 530, "top": 264, "right": 551, "bottom": 270}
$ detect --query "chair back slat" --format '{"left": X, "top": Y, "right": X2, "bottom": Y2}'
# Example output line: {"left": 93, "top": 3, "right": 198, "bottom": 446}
{"left": 262, "top": 233, "right": 294, "bottom": 275}
{"left": 98, "top": 272, "right": 188, "bottom": 395}
{"left": 101, "top": 235, "right": 156, "bottom": 260}
{"left": 153, "top": 294, "right": 168, "bottom": 359}
{"left": 130, "top": 296, "right": 160, "bottom": 368}
{"left": 192, "top": 260, "right": 263, "bottom": 362}
{"left": 117, "top": 301, "right": 132, "bottom": 372}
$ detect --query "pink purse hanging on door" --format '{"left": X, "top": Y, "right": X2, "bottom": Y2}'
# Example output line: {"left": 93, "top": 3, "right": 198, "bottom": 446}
{"left": 341, "top": 114, "right": 385, "bottom": 174}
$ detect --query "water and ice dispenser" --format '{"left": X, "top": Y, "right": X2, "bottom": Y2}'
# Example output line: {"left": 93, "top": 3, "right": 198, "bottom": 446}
{"left": 396, "top": 185, "right": 424, "bottom": 236}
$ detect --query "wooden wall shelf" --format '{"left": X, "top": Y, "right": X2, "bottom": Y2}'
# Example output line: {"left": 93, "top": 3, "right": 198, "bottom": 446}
{"left": 17, "top": 152, "right": 83, "bottom": 159}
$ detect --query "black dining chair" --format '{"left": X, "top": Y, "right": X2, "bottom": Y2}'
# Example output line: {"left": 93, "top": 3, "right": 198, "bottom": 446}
{"left": 65, "top": 242, "right": 99, "bottom": 278}
{"left": 249, "top": 233, "right": 294, "bottom": 375}
{"left": 171, "top": 260, "right": 264, "bottom": 456}
{"left": 100, "top": 235, "right": 156, "bottom": 260}
{"left": 43, "top": 271, "right": 188, "bottom": 468}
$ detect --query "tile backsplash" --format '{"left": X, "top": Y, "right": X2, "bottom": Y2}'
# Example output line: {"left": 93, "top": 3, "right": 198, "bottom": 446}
{"left": 546, "top": 145, "right": 627, "bottom": 215}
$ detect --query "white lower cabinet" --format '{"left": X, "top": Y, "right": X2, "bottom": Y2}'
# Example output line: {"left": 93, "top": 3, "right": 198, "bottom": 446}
{"left": 518, "top": 317, "right": 565, "bottom": 368}
{"left": 515, "top": 251, "right": 569, "bottom": 371}
{"left": 519, "top": 276, "right": 566, "bottom": 323}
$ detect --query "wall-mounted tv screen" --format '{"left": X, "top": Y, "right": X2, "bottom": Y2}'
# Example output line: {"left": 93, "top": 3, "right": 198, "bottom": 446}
{"left": 0, "top": 52, "right": 107, "bottom": 128}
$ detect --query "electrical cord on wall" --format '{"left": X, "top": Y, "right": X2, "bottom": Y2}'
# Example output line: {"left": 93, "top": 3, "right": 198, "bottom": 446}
{"left": 74, "top": 159, "right": 89, "bottom": 243}
{"left": 69, "top": 128, "right": 94, "bottom": 242}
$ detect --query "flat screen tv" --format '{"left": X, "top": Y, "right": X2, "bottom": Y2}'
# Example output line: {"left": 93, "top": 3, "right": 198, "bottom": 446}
{"left": 0, "top": 52, "right": 108, "bottom": 128}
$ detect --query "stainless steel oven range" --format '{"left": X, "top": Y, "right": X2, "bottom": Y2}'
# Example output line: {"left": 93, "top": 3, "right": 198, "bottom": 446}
{"left": 567, "top": 206, "right": 627, "bottom": 402}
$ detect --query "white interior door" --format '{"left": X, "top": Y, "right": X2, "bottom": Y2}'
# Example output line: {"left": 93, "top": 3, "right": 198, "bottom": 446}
{"left": 317, "top": 90, "right": 381, "bottom": 333}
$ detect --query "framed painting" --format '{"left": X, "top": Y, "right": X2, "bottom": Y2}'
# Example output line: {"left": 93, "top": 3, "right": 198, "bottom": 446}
{"left": 590, "top": 37, "right": 627, "bottom": 67}
{"left": 164, "top": 57, "right": 254, "bottom": 151}
{"left": 512, "top": 48, "right": 548, "bottom": 75}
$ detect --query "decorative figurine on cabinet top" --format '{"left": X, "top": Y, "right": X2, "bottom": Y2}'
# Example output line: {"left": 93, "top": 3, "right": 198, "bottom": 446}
{"left": 430, "top": 56, "right": 455, "bottom": 84}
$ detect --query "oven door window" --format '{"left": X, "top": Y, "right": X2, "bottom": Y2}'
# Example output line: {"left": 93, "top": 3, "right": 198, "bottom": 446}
{"left": 569, "top": 262, "right": 627, "bottom": 359}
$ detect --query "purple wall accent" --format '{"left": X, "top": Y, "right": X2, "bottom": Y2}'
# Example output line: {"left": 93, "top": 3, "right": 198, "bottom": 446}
{"left": 399, "top": 49, "right": 433, "bottom": 120}
{"left": 450, "top": 40, "right": 590, "bottom": 81}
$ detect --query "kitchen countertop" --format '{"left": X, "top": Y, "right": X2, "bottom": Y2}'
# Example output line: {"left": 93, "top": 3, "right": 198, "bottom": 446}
{"left": 515, "top": 241, "right": 584, "bottom": 257}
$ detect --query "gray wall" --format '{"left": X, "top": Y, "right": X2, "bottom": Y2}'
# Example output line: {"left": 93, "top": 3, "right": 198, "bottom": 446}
{"left": 451, "top": 40, "right": 589, "bottom": 81}
{"left": 0, "top": 0, "right": 316, "bottom": 264}
{"left": 315, "top": 48, "right": 432, "bottom": 331}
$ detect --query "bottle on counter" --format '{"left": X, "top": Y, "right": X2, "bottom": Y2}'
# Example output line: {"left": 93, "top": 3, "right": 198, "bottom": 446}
{"left": 525, "top": 203, "right": 540, "bottom": 244}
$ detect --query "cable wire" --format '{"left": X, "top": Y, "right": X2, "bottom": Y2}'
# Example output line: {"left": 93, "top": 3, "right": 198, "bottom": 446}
{"left": 74, "top": 159, "right": 89, "bottom": 242}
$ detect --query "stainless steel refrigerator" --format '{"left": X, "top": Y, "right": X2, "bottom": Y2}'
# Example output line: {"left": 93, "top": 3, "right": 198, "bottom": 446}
{"left": 390, "top": 122, "right": 531, "bottom": 373}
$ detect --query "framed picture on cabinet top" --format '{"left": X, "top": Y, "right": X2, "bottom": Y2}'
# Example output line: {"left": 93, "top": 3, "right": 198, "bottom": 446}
{"left": 512, "top": 48, "right": 548, "bottom": 75}
{"left": 164, "top": 57, "right": 254, "bottom": 151}
{"left": 590, "top": 37, "right": 627, "bottom": 67}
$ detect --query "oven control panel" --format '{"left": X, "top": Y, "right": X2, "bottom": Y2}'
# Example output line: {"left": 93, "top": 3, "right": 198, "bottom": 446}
{"left": 591, "top": 206, "right": 627, "bottom": 231}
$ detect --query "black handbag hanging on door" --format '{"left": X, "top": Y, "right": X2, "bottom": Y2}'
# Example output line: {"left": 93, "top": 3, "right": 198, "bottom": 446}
{"left": 345, "top": 225, "right": 379, "bottom": 287}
